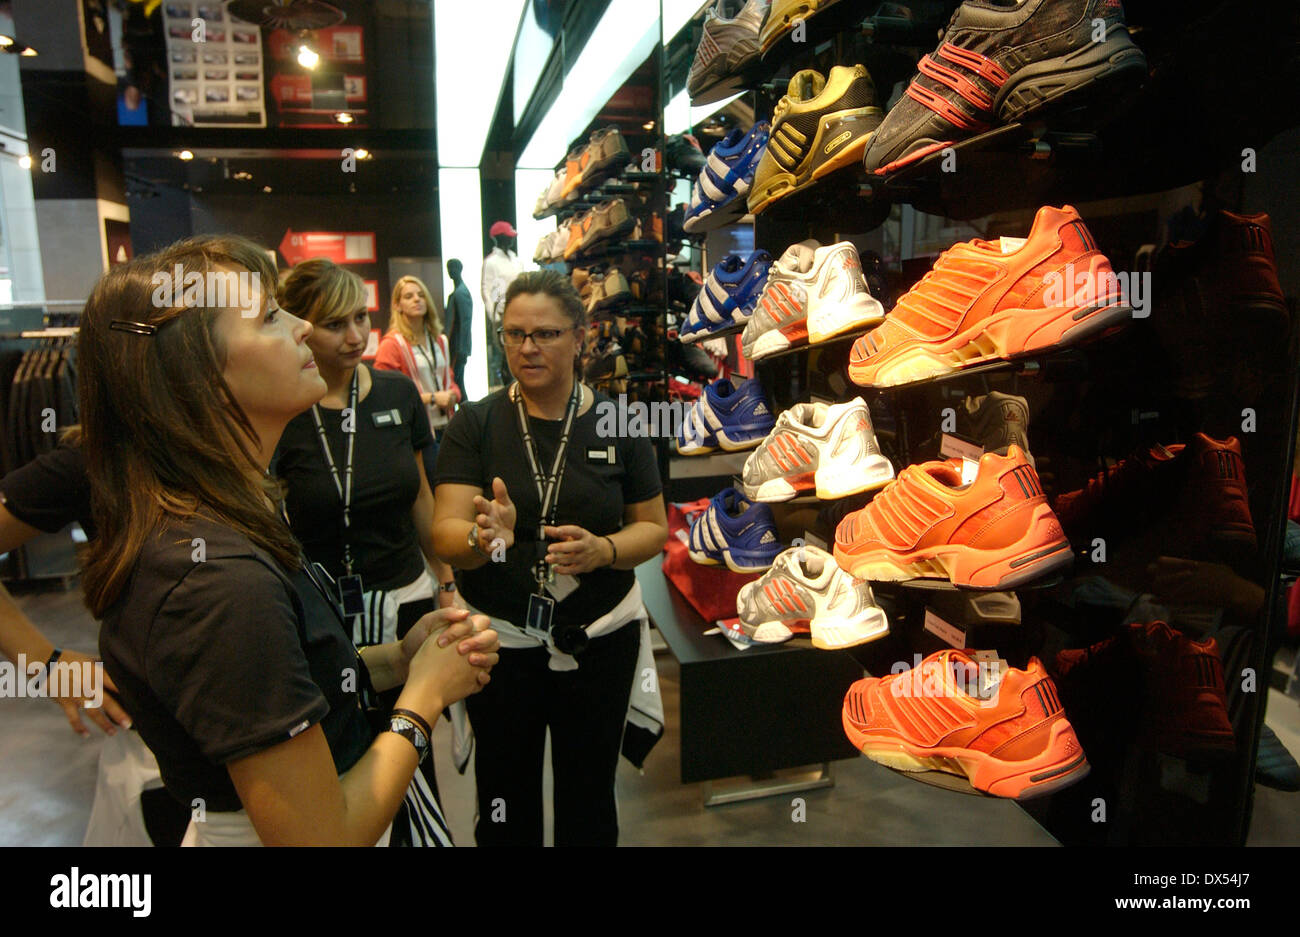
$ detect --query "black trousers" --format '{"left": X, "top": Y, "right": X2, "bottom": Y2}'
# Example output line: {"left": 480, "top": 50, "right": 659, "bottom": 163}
{"left": 465, "top": 621, "right": 640, "bottom": 846}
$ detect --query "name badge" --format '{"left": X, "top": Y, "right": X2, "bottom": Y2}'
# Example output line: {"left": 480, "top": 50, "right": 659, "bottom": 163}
{"left": 586, "top": 445, "right": 616, "bottom": 464}
{"left": 372, "top": 408, "right": 403, "bottom": 427}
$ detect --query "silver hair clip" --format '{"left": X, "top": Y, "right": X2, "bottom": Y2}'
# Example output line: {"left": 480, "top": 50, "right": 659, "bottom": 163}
{"left": 110, "top": 320, "right": 159, "bottom": 336}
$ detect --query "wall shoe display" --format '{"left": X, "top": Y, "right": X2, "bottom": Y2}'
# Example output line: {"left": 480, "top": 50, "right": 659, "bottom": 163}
{"left": 747, "top": 65, "right": 883, "bottom": 214}
{"left": 687, "top": 486, "right": 784, "bottom": 573}
{"left": 849, "top": 205, "right": 1131, "bottom": 388}
{"left": 862, "top": 0, "right": 1148, "bottom": 175}
{"left": 737, "top": 544, "right": 889, "bottom": 648}
{"left": 741, "top": 397, "right": 893, "bottom": 501}
{"left": 681, "top": 250, "right": 772, "bottom": 343}
{"left": 834, "top": 445, "right": 1071, "bottom": 589}
{"left": 741, "top": 239, "right": 885, "bottom": 360}
{"left": 842, "top": 649, "right": 1090, "bottom": 799}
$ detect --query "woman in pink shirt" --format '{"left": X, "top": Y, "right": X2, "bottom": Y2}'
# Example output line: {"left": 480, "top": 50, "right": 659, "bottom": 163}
{"left": 375, "top": 276, "right": 463, "bottom": 440}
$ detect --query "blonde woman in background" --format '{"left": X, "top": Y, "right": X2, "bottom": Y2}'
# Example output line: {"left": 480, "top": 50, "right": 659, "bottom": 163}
{"left": 376, "top": 276, "right": 462, "bottom": 446}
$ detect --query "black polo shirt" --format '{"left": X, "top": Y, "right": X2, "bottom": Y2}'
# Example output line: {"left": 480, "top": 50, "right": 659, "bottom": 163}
{"left": 273, "top": 367, "right": 433, "bottom": 592}
{"left": 98, "top": 515, "right": 373, "bottom": 812}
{"left": 434, "top": 386, "right": 662, "bottom": 629}
{"left": 0, "top": 442, "right": 95, "bottom": 537}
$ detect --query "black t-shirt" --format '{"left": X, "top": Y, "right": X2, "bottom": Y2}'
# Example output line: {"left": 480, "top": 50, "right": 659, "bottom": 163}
{"left": 273, "top": 367, "right": 433, "bottom": 592}
{"left": 99, "top": 515, "right": 373, "bottom": 813}
{"left": 0, "top": 442, "right": 95, "bottom": 537}
{"left": 435, "top": 386, "right": 662, "bottom": 629}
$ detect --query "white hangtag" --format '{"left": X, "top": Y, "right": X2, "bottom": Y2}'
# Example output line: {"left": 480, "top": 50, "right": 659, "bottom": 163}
{"left": 923, "top": 608, "right": 965, "bottom": 648}
{"left": 940, "top": 433, "right": 983, "bottom": 462}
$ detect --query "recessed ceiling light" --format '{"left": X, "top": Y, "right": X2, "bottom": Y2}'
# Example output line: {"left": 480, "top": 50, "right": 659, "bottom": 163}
{"left": 233, "top": 171, "right": 252, "bottom": 180}
{"left": 262, "top": 185, "right": 272, "bottom": 193}
{"left": 297, "top": 43, "right": 319, "bottom": 69}
{"left": 19, "top": 46, "right": 36, "bottom": 57}
{"left": 353, "top": 148, "right": 371, "bottom": 160}
{"left": 177, "top": 150, "right": 194, "bottom": 161}
{"left": 0, "top": 36, "right": 13, "bottom": 48}
{"left": 334, "top": 112, "right": 353, "bottom": 124}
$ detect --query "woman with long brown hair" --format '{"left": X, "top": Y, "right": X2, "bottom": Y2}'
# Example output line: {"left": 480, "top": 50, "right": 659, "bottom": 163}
{"left": 80, "top": 235, "right": 498, "bottom": 846}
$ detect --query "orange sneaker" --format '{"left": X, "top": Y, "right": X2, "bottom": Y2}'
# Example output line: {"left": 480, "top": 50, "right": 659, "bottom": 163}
{"left": 849, "top": 205, "right": 1131, "bottom": 387}
{"left": 842, "top": 649, "right": 1089, "bottom": 799}
{"left": 560, "top": 143, "right": 591, "bottom": 201}
{"left": 834, "top": 445, "right": 1070, "bottom": 589}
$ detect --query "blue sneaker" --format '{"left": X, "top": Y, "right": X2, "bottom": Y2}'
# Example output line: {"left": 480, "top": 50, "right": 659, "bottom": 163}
{"left": 682, "top": 122, "right": 770, "bottom": 234}
{"left": 681, "top": 250, "right": 773, "bottom": 343}
{"left": 688, "top": 487, "right": 784, "bottom": 573}
{"left": 676, "top": 376, "right": 775, "bottom": 455}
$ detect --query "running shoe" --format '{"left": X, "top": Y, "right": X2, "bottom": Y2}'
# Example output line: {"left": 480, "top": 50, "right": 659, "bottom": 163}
{"left": 682, "top": 122, "right": 770, "bottom": 234}
{"left": 688, "top": 0, "right": 770, "bottom": 106}
{"left": 581, "top": 126, "right": 631, "bottom": 187}
{"left": 747, "top": 65, "right": 882, "bottom": 214}
{"left": 1184, "top": 433, "right": 1256, "bottom": 552}
{"left": 681, "top": 250, "right": 773, "bottom": 343}
{"left": 862, "top": 0, "right": 1147, "bottom": 175}
{"left": 849, "top": 205, "right": 1131, "bottom": 388}
{"left": 834, "top": 445, "right": 1071, "bottom": 589}
{"left": 687, "top": 486, "right": 784, "bottom": 574}
{"left": 842, "top": 649, "right": 1089, "bottom": 799}
{"left": 736, "top": 544, "right": 889, "bottom": 648}
{"left": 759, "top": 0, "right": 847, "bottom": 55}
{"left": 741, "top": 397, "right": 893, "bottom": 502}
{"left": 665, "top": 132, "right": 707, "bottom": 177}
{"left": 676, "top": 376, "right": 775, "bottom": 455}
{"left": 959, "top": 391, "right": 1034, "bottom": 467}
{"left": 741, "top": 239, "right": 885, "bottom": 360}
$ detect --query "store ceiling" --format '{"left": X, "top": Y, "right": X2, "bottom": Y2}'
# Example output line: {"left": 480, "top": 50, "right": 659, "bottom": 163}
{"left": 122, "top": 147, "right": 437, "bottom": 198}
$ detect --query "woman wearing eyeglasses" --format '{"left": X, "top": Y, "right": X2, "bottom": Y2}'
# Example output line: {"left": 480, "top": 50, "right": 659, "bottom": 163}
{"left": 432, "top": 270, "right": 668, "bottom": 846}
{"left": 81, "top": 235, "right": 499, "bottom": 846}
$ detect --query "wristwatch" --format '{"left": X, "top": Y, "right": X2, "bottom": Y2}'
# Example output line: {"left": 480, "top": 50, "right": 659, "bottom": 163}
{"left": 388, "top": 714, "right": 429, "bottom": 763}
{"left": 439, "top": 580, "right": 457, "bottom": 593}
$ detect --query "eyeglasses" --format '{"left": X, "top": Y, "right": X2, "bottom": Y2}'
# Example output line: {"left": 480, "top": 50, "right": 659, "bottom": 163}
{"left": 497, "top": 326, "right": 577, "bottom": 348}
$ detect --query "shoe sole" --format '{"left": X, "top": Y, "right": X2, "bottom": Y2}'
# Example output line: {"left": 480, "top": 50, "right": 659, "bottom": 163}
{"left": 683, "top": 180, "right": 751, "bottom": 233}
{"left": 688, "top": 548, "right": 779, "bottom": 574}
{"left": 748, "top": 112, "right": 880, "bottom": 214}
{"left": 747, "top": 454, "right": 894, "bottom": 502}
{"left": 810, "top": 607, "right": 890, "bottom": 649}
{"left": 759, "top": 0, "right": 843, "bottom": 54}
{"left": 835, "top": 505, "right": 1072, "bottom": 590}
{"left": 844, "top": 712, "right": 1090, "bottom": 799}
{"left": 750, "top": 295, "right": 885, "bottom": 360}
{"left": 677, "top": 428, "right": 768, "bottom": 455}
{"left": 850, "top": 299, "right": 1133, "bottom": 387}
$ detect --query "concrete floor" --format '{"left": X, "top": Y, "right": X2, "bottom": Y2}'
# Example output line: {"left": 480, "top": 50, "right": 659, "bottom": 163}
{"left": 2, "top": 581, "right": 1297, "bottom": 846}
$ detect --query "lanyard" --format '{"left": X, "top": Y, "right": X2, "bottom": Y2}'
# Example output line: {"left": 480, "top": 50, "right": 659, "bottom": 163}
{"left": 414, "top": 335, "right": 443, "bottom": 392}
{"left": 311, "top": 368, "right": 359, "bottom": 575}
{"left": 511, "top": 379, "right": 580, "bottom": 591}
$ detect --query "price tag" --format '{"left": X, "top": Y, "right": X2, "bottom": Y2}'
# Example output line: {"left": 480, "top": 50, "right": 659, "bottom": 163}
{"left": 940, "top": 433, "right": 984, "bottom": 462}
{"left": 923, "top": 608, "right": 965, "bottom": 648}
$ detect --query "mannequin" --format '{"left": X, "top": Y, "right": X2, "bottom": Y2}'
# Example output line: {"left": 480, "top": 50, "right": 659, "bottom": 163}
{"left": 444, "top": 258, "right": 473, "bottom": 394}
{"left": 481, "top": 221, "right": 524, "bottom": 391}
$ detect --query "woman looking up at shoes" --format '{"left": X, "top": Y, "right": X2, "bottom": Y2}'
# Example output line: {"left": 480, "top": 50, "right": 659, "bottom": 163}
{"left": 376, "top": 275, "right": 461, "bottom": 451}
{"left": 81, "top": 236, "right": 498, "bottom": 846}
{"left": 432, "top": 269, "right": 668, "bottom": 846}
{"left": 275, "top": 260, "right": 459, "bottom": 652}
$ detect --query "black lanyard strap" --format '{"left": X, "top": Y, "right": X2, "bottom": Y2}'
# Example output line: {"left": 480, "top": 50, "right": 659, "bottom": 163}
{"left": 414, "top": 334, "right": 443, "bottom": 392}
{"left": 311, "top": 368, "right": 359, "bottom": 574}
{"left": 512, "top": 379, "right": 580, "bottom": 542}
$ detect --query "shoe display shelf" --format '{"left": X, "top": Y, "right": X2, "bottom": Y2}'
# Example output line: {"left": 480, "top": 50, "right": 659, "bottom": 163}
{"left": 694, "top": 3, "right": 1300, "bottom": 842}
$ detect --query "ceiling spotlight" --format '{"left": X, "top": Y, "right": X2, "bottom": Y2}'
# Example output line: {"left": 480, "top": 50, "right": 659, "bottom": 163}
{"left": 262, "top": 185, "right": 272, "bottom": 193}
{"left": 297, "top": 43, "right": 319, "bottom": 69}
{"left": 18, "top": 45, "right": 36, "bottom": 57}
{"left": 0, "top": 36, "right": 13, "bottom": 47}
{"left": 177, "top": 149, "right": 194, "bottom": 161}
{"left": 334, "top": 112, "right": 353, "bottom": 124}
{"left": 353, "top": 148, "right": 371, "bottom": 160}
{"left": 233, "top": 170, "right": 252, "bottom": 180}
{"left": 18, "top": 155, "right": 31, "bottom": 169}
{"left": 642, "top": 120, "right": 655, "bottom": 131}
